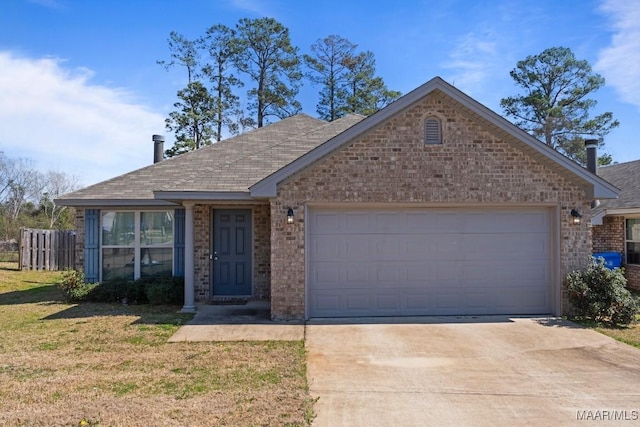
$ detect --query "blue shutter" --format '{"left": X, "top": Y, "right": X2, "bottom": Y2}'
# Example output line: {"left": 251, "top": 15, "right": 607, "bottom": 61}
{"left": 84, "top": 209, "right": 99, "bottom": 283}
{"left": 174, "top": 208, "right": 185, "bottom": 277}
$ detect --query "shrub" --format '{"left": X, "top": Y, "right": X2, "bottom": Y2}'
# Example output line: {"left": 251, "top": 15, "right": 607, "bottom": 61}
{"left": 59, "top": 269, "right": 93, "bottom": 302}
{"left": 86, "top": 276, "right": 183, "bottom": 305}
{"left": 86, "top": 278, "right": 148, "bottom": 304}
{"left": 567, "top": 257, "right": 638, "bottom": 326}
{"left": 145, "top": 276, "right": 183, "bottom": 305}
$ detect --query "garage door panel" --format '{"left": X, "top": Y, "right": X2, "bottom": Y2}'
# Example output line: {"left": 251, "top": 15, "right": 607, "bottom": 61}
{"left": 311, "top": 264, "right": 340, "bottom": 284}
{"left": 308, "top": 208, "right": 552, "bottom": 317}
{"left": 310, "top": 236, "right": 344, "bottom": 260}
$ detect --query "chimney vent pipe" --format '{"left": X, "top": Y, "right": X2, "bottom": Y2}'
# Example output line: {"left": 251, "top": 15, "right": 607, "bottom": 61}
{"left": 585, "top": 138, "right": 599, "bottom": 209}
{"left": 152, "top": 134, "right": 165, "bottom": 163}
{"left": 585, "top": 138, "right": 598, "bottom": 175}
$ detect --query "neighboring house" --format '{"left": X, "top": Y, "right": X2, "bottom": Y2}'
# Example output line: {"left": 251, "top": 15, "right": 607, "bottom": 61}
{"left": 591, "top": 160, "right": 640, "bottom": 290}
{"left": 56, "top": 77, "right": 618, "bottom": 320}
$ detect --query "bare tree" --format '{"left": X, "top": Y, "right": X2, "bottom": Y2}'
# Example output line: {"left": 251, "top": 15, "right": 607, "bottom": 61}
{"left": 40, "top": 171, "right": 80, "bottom": 228}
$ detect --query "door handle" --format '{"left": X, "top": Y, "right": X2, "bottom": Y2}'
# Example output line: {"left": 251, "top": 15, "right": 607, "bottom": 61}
{"left": 210, "top": 251, "right": 218, "bottom": 261}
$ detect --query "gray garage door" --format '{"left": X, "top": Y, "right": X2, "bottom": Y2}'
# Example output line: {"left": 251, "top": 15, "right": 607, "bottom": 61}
{"left": 308, "top": 207, "right": 552, "bottom": 317}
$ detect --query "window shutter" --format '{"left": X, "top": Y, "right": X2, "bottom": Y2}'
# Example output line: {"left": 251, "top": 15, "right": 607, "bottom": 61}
{"left": 425, "top": 118, "right": 442, "bottom": 144}
{"left": 84, "top": 209, "right": 99, "bottom": 283}
{"left": 173, "top": 208, "right": 185, "bottom": 277}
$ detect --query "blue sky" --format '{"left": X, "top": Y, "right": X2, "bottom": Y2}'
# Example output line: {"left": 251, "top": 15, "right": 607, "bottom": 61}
{"left": 1, "top": 0, "right": 639, "bottom": 187}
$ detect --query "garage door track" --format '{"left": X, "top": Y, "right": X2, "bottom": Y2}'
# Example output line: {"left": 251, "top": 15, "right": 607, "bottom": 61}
{"left": 305, "top": 316, "right": 640, "bottom": 426}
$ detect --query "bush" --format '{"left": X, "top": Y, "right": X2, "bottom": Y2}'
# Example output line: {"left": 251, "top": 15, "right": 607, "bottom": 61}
{"left": 86, "top": 276, "right": 183, "bottom": 305}
{"left": 59, "top": 269, "right": 94, "bottom": 302}
{"left": 145, "top": 276, "right": 183, "bottom": 305}
{"left": 86, "top": 278, "right": 148, "bottom": 304}
{"left": 567, "top": 257, "right": 638, "bottom": 326}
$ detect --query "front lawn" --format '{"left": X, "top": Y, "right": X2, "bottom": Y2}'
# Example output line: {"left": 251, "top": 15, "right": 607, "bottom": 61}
{"left": 0, "top": 262, "right": 314, "bottom": 426}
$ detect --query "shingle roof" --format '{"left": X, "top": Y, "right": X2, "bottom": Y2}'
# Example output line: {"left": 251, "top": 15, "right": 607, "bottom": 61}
{"left": 594, "top": 160, "right": 640, "bottom": 212}
{"left": 57, "top": 113, "right": 365, "bottom": 204}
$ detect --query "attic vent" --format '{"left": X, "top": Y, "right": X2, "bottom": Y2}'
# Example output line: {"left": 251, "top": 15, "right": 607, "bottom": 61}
{"left": 424, "top": 117, "right": 442, "bottom": 145}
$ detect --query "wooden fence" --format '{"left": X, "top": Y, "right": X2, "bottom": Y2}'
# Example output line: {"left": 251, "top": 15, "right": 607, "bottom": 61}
{"left": 19, "top": 228, "right": 76, "bottom": 271}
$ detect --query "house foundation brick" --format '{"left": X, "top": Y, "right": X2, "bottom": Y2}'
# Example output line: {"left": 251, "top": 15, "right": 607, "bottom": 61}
{"left": 270, "top": 93, "right": 590, "bottom": 320}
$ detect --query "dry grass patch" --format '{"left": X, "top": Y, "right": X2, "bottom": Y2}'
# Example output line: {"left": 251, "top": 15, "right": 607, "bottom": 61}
{"left": 0, "top": 263, "right": 314, "bottom": 426}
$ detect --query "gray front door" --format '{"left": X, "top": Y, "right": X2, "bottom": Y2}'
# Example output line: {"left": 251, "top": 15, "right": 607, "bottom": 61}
{"left": 212, "top": 209, "right": 252, "bottom": 296}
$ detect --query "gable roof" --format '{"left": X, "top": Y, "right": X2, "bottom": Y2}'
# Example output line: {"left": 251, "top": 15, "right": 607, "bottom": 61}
{"left": 250, "top": 77, "right": 619, "bottom": 200}
{"left": 593, "top": 160, "right": 640, "bottom": 214}
{"left": 57, "top": 113, "right": 364, "bottom": 206}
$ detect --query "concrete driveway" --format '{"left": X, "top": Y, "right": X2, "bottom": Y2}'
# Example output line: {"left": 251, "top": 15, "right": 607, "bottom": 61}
{"left": 306, "top": 317, "right": 640, "bottom": 427}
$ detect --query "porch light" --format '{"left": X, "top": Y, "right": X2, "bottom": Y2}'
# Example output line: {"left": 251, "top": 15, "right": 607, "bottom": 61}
{"left": 287, "top": 208, "right": 294, "bottom": 224}
{"left": 570, "top": 209, "right": 582, "bottom": 225}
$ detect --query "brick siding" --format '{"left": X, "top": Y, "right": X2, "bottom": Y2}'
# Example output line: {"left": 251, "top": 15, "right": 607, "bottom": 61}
{"left": 74, "top": 209, "right": 85, "bottom": 272}
{"left": 271, "top": 92, "right": 590, "bottom": 320}
{"left": 592, "top": 216, "right": 624, "bottom": 253}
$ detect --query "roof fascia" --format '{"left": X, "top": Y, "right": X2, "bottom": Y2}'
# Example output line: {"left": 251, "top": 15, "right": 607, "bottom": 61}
{"left": 153, "top": 191, "right": 254, "bottom": 202}
{"left": 54, "top": 199, "right": 178, "bottom": 207}
{"left": 603, "top": 208, "right": 640, "bottom": 216}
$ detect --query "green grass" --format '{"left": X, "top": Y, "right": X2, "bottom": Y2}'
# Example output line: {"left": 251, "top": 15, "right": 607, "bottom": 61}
{"left": 0, "top": 262, "right": 315, "bottom": 426}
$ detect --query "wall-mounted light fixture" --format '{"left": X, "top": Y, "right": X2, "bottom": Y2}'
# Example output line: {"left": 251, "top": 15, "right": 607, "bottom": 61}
{"left": 570, "top": 209, "right": 582, "bottom": 225}
{"left": 287, "top": 208, "right": 294, "bottom": 224}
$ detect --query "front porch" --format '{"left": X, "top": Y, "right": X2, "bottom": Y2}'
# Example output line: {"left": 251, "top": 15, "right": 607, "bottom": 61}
{"left": 181, "top": 203, "right": 271, "bottom": 312}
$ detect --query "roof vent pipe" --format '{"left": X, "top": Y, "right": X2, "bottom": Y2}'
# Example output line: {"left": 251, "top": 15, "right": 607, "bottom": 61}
{"left": 152, "top": 135, "right": 165, "bottom": 163}
{"left": 585, "top": 139, "right": 598, "bottom": 175}
{"left": 585, "top": 138, "right": 599, "bottom": 209}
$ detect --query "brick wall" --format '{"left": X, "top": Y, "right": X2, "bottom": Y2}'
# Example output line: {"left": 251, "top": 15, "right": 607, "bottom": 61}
{"left": 193, "top": 205, "right": 211, "bottom": 300}
{"left": 626, "top": 265, "right": 640, "bottom": 291}
{"left": 592, "top": 216, "right": 624, "bottom": 253}
{"left": 271, "top": 92, "right": 590, "bottom": 320}
{"left": 253, "top": 204, "right": 272, "bottom": 299}
{"left": 74, "top": 209, "right": 85, "bottom": 272}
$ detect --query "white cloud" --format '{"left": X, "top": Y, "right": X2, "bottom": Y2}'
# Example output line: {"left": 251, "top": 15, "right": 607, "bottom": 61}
{"left": 0, "top": 52, "right": 166, "bottom": 187}
{"left": 441, "top": 31, "right": 501, "bottom": 94}
{"left": 596, "top": 0, "right": 640, "bottom": 110}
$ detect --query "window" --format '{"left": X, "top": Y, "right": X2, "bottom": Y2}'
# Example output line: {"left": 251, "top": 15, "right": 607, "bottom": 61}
{"left": 101, "top": 211, "right": 174, "bottom": 281}
{"left": 626, "top": 218, "right": 640, "bottom": 264}
{"left": 424, "top": 117, "right": 442, "bottom": 144}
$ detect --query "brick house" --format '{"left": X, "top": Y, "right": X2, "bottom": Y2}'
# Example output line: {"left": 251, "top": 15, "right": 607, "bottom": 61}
{"left": 56, "top": 77, "right": 617, "bottom": 320}
{"left": 591, "top": 160, "right": 640, "bottom": 290}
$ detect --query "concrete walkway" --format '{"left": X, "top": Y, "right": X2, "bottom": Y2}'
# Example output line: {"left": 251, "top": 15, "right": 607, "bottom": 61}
{"left": 167, "top": 300, "right": 304, "bottom": 342}
{"left": 305, "top": 316, "right": 640, "bottom": 427}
